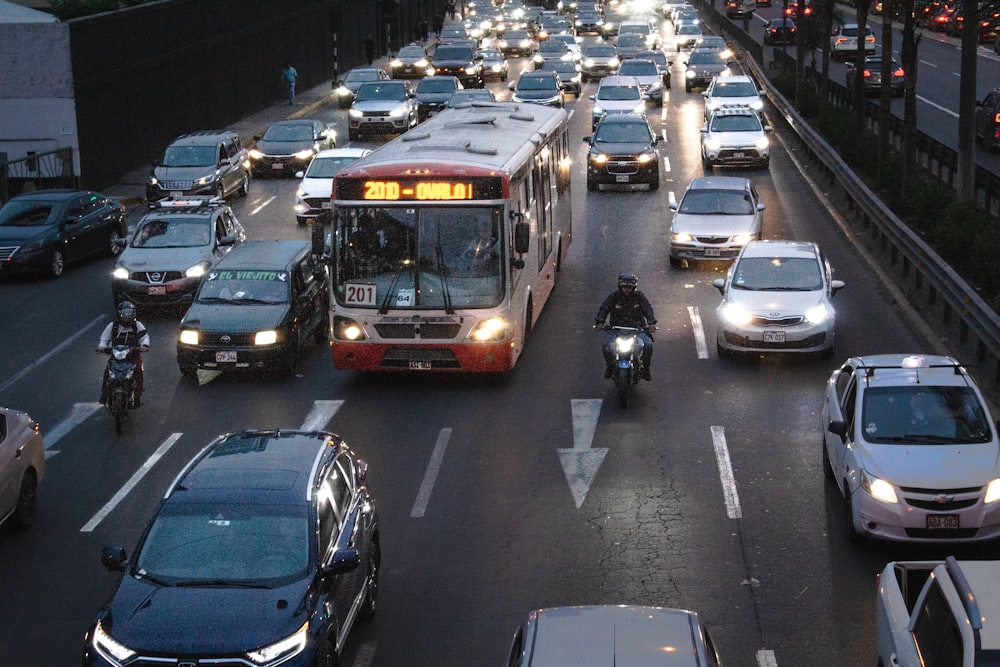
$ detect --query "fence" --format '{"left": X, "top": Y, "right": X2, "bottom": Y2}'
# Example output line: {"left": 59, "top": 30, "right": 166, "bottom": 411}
{"left": 0, "top": 147, "right": 78, "bottom": 204}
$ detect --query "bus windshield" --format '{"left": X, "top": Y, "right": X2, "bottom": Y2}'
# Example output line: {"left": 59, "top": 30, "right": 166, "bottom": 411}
{"left": 333, "top": 205, "right": 505, "bottom": 310}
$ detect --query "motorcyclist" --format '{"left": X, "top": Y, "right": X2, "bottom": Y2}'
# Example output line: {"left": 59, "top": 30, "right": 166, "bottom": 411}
{"left": 97, "top": 301, "right": 150, "bottom": 408}
{"left": 594, "top": 272, "right": 657, "bottom": 381}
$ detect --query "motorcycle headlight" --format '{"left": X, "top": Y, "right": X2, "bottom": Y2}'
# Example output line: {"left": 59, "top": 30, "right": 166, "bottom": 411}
{"left": 248, "top": 148, "right": 264, "bottom": 160}
{"left": 92, "top": 620, "right": 136, "bottom": 666}
{"left": 470, "top": 316, "right": 508, "bottom": 341}
{"left": 614, "top": 336, "right": 635, "bottom": 354}
{"left": 179, "top": 329, "right": 199, "bottom": 346}
{"left": 185, "top": 261, "right": 210, "bottom": 279}
{"left": 805, "top": 304, "right": 830, "bottom": 324}
{"left": 720, "top": 303, "right": 752, "bottom": 326}
{"left": 860, "top": 469, "right": 898, "bottom": 504}
{"left": 254, "top": 330, "right": 278, "bottom": 346}
{"left": 112, "top": 265, "right": 130, "bottom": 280}
{"left": 246, "top": 622, "right": 308, "bottom": 666}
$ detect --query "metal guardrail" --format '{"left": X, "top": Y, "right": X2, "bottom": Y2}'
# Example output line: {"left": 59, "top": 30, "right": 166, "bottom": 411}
{"left": 691, "top": 0, "right": 1000, "bottom": 382}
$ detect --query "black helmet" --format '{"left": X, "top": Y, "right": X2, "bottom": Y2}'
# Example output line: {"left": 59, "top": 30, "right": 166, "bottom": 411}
{"left": 618, "top": 273, "right": 638, "bottom": 290}
{"left": 117, "top": 301, "right": 136, "bottom": 326}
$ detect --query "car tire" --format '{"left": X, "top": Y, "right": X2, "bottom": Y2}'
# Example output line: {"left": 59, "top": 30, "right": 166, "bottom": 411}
{"left": 844, "top": 488, "right": 863, "bottom": 543}
{"left": 359, "top": 539, "right": 381, "bottom": 621}
{"left": 315, "top": 638, "right": 338, "bottom": 667}
{"left": 759, "top": 156, "right": 770, "bottom": 170}
{"left": 48, "top": 248, "right": 65, "bottom": 279}
{"left": 669, "top": 255, "right": 684, "bottom": 268}
{"left": 702, "top": 156, "right": 712, "bottom": 171}
{"left": 717, "top": 341, "right": 731, "bottom": 358}
{"left": 12, "top": 471, "right": 38, "bottom": 531}
{"left": 108, "top": 228, "right": 125, "bottom": 257}
{"left": 216, "top": 183, "right": 226, "bottom": 201}
{"left": 822, "top": 437, "right": 835, "bottom": 480}
{"left": 349, "top": 129, "right": 359, "bottom": 142}
{"left": 238, "top": 171, "right": 250, "bottom": 198}
{"left": 179, "top": 364, "right": 199, "bottom": 385}
{"left": 648, "top": 176, "right": 659, "bottom": 191}
{"left": 586, "top": 176, "right": 598, "bottom": 191}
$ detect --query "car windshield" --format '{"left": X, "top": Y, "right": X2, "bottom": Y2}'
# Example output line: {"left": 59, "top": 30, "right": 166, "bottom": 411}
{"left": 519, "top": 75, "right": 556, "bottom": 90}
{"left": 305, "top": 156, "right": 361, "bottom": 178}
{"left": 637, "top": 52, "right": 668, "bottom": 67}
{"left": 134, "top": 502, "right": 310, "bottom": 585}
{"left": 441, "top": 27, "right": 466, "bottom": 37}
{"left": 481, "top": 50, "right": 502, "bottom": 59}
{"left": 538, "top": 42, "right": 567, "bottom": 53}
{"left": 261, "top": 123, "right": 314, "bottom": 142}
{"left": 420, "top": 78, "right": 458, "bottom": 93}
{"left": 618, "top": 34, "right": 645, "bottom": 46}
{"left": 677, "top": 24, "right": 701, "bottom": 34}
{"left": 585, "top": 45, "right": 617, "bottom": 56}
{"left": 598, "top": 84, "right": 640, "bottom": 100}
{"left": 710, "top": 114, "right": 761, "bottom": 132}
{"left": 197, "top": 269, "right": 292, "bottom": 304}
{"left": 594, "top": 122, "right": 651, "bottom": 143}
{"left": 161, "top": 145, "right": 216, "bottom": 168}
{"left": 333, "top": 205, "right": 505, "bottom": 309}
{"left": 435, "top": 46, "right": 475, "bottom": 60}
{"left": 689, "top": 51, "right": 724, "bottom": 65}
{"left": 346, "top": 70, "right": 381, "bottom": 83}
{"left": 842, "top": 27, "right": 858, "bottom": 37}
{"left": 131, "top": 217, "right": 211, "bottom": 248}
{"left": 730, "top": 256, "right": 822, "bottom": 290}
{"left": 679, "top": 189, "right": 755, "bottom": 215}
{"left": 0, "top": 201, "right": 57, "bottom": 227}
{"left": 398, "top": 45, "right": 425, "bottom": 58}
{"left": 713, "top": 81, "right": 758, "bottom": 97}
{"left": 355, "top": 83, "right": 406, "bottom": 101}
{"left": 861, "top": 386, "right": 993, "bottom": 444}
{"left": 618, "top": 61, "right": 658, "bottom": 76}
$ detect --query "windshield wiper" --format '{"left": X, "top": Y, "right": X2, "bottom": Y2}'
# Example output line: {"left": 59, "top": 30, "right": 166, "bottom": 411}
{"left": 173, "top": 579, "right": 271, "bottom": 588}
{"left": 435, "top": 230, "right": 454, "bottom": 315}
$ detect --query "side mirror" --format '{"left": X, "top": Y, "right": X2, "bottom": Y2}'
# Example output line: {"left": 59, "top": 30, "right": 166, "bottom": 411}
{"left": 831, "top": 279, "right": 846, "bottom": 294}
{"left": 712, "top": 278, "right": 726, "bottom": 295}
{"left": 509, "top": 82, "right": 516, "bottom": 90}
{"left": 218, "top": 233, "right": 236, "bottom": 247}
{"left": 324, "top": 547, "right": 361, "bottom": 576}
{"left": 653, "top": 136, "right": 662, "bottom": 144}
{"left": 582, "top": 136, "right": 593, "bottom": 143}
{"left": 100, "top": 545, "right": 128, "bottom": 572}
{"left": 295, "top": 170, "right": 305, "bottom": 179}
{"left": 827, "top": 420, "right": 848, "bottom": 438}
{"left": 514, "top": 219, "right": 530, "bottom": 254}
{"left": 252, "top": 135, "right": 261, "bottom": 142}
{"left": 764, "top": 125, "right": 773, "bottom": 132}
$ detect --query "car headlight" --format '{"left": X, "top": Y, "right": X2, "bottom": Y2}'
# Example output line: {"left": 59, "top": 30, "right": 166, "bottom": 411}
{"left": 390, "top": 59, "right": 402, "bottom": 67}
{"left": 720, "top": 303, "right": 753, "bottom": 326}
{"left": 179, "top": 329, "right": 199, "bottom": 346}
{"left": 860, "top": 469, "right": 898, "bottom": 504}
{"left": 731, "top": 233, "right": 754, "bottom": 246}
{"left": 533, "top": 55, "right": 544, "bottom": 62}
{"left": 584, "top": 58, "right": 595, "bottom": 67}
{"left": 591, "top": 152, "right": 609, "bottom": 164}
{"left": 985, "top": 479, "right": 1000, "bottom": 503}
{"left": 609, "top": 57, "right": 620, "bottom": 67}
{"left": 465, "top": 64, "right": 478, "bottom": 73}
{"left": 296, "top": 187, "right": 307, "bottom": 197}
{"left": 491, "top": 64, "right": 502, "bottom": 72}
{"left": 416, "top": 58, "right": 429, "bottom": 67}
{"left": 349, "top": 108, "right": 363, "bottom": 118}
{"left": 592, "top": 105, "right": 604, "bottom": 116}
{"left": 92, "top": 620, "right": 136, "bottom": 666}
{"left": 805, "top": 304, "right": 829, "bottom": 324}
{"left": 112, "top": 265, "right": 130, "bottom": 280}
{"left": 248, "top": 149, "right": 264, "bottom": 160}
{"left": 704, "top": 137, "right": 722, "bottom": 151}
{"left": 246, "top": 622, "right": 308, "bottom": 666}
{"left": 672, "top": 232, "right": 693, "bottom": 243}
{"left": 686, "top": 70, "right": 696, "bottom": 78}
{"left": 755, "top": 136, "right": 770, "bottom": 150}
{"left": 294, "top": 149, "right": 315, "bottom": 160}
{"left": 193, "top": 172, "right": 219, "bottom": 186}
{"left": 633, "top": 102, "right": 646, "bottom": 113}
{"left": 637, "top": 151, "right": 656, "bottom": 164}
{"left": 254, "top": 330, "right": 278, "bottom": 346}
{"left": 336, "top": 86, "right": 352, "bottom": 96}
{"left": 721, "top": 67, "right": 732, "bottom": 77}
{"left": 389, "top": 105, "right": 408, "bottom": 118}
{"left": 147, "top": 175, "right": 159, "bottom": 186}
{"left": 470, "top": 316, "right": 508, "bottom": 341}
{"left": 186, "top": 261, "right": 210, "bottom": 279}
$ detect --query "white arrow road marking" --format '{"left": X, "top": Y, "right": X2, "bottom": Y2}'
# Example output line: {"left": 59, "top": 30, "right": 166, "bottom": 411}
{"left": 299, "top": 400, "right": 344, "bottom": 431}
{"left": 558, "top": 399, "right": 608, "bottom": 509}
{"left": 44, "top": 402, "right": 103, "bottom": 457}
{"left": 687, "top": 305, "right": 709, "bottom": 359}
{"left": 711, "top": 425, "right": 742, "bottom": 519}
{"left": 757, "top": 649, "right": 778, "bottom": 666}
{"left": 81, "top": 433, "right": 182, "bottom": 532}
{"left": 411, "top": 427, "right": 451, "bottom": 518}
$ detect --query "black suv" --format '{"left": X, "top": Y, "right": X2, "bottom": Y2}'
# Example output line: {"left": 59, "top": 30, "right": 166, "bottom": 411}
{"left": 415, "top": 75, "right": 463, "bottom": 122}
{"left": 83, "top": 429, "right": 380, "bottom": 667}
{"left": 176, "top": 239, "right": 329, "bottom": 381}
{"left": 146, "top": 130, "right": 251, "bottom": 202}
{"left": 430, "top": 44, "right": 485, "bottom": 88}
{"left": 584, "top": 114, "right": 661, "bottom": 191}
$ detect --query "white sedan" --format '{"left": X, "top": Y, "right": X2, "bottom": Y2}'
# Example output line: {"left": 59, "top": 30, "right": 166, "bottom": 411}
{"left": 0, "top": 406, "right": 45, "bottom": 531}
{"left": 293, "top": 147, "right": 372, "bottom": 225}
{"left": 713, "top": 240, "right": 843, "bottom": 357}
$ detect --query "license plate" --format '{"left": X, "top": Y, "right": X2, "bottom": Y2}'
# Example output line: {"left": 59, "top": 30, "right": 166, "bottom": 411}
{"left": 271, "top": 163, "right": 284, "bottom": 170}
{"left": 216, "top": 351, "right": 237, "bottom": 363}
{"left": 616, "top": 174, "right": 630, "bottom": 182}
{"left": 169, "top": 191, "right": 183, "bottom": 198}
{"left": 704, "top": 248, "right": 721, "bottom": 257}
{"left": 409, "top": 361, "right": 432, "bottom": 370}
{"left": 733, "top": 152, "right": 745, "bottom": 159}
{"left": 147, "top": 285, "right": 166, "bottom": 295}
{"left": 764, "top": 331, "right": 786, "bottom": 343}
{"left": 927, "top": 514, "right": 959, "bottom": 529}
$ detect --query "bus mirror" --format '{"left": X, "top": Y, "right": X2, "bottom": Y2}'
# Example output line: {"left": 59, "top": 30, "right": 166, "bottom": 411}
{"left": 514, "top": 220, "right": 529, "bottom": 254}
{"left": 511, "top": 257, "right": 525, "bottom": 270}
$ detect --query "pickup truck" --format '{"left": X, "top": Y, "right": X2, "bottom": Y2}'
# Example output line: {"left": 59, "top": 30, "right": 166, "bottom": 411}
{"left": 876, "top": 557, "right": 1000, "bottom": 666}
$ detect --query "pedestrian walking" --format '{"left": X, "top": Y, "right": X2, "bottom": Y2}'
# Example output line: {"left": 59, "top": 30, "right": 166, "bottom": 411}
{"left": 433, "top": 13, "right": 444, "bottom": 37}
{"left": 364, "top": 34, "right": 375, "bottom": 65}
{"left": 281, "top": 62, "right": 298, "bottom": 105}
{"left": 419, "top": 19, "right": 430, "bottom": 42}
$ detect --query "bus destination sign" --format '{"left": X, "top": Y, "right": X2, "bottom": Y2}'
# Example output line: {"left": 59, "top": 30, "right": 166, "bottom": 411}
{"left": 337, "top": 176, "right": 503, "bottom": 201}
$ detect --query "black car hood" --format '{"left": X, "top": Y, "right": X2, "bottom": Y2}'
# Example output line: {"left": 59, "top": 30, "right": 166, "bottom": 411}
{"left": 182, "top": 302, "right": 291, "bottom": 331}
{"left": 590, "top": 140, "right": 653, "bottom": 154}
{"left": 517, "top": 89, "right": 559, "bottom": 100}
{"left": 432, "top": 58, "right": 473, "bottom": 67}
{"left": 255, "top": 138, "right": 314, "bottom": 155}
{"left": 0, "top": 225, "right": 49, "bottom": 243}
{"left": 101, "top": 574, "right": 312, "bottom": 654}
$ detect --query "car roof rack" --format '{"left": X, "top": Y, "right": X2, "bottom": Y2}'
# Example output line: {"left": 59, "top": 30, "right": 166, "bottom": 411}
{"left": 146, "top": 196, "right": 226, "bottom": 212}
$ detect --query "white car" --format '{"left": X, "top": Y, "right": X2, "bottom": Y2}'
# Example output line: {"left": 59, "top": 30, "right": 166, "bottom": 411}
{"left": 589, "top": 75, "right": 647, "bottom": 130}
{"left": 822, "top": 354, "right": 1000, "bottom": 543}
{"left": 701, "top": 105, "right": 771, "bottom": 169}
{"left": 830, "top": 23, "right": 876, "bottom": 61}
{"left": 0, "top": 406, "right": 45, "bottom": 531}
{"left": 703, "top": 74, "right": 765, "bottom": 119}
{"left": 674, "top": 21, "right": 703, "bottom": 49}
{"left": 712, "top": 240, "right": 844, "bottom": 356}
{"left": 294, "top": 148, "right": 372, "bottom": 225}
{"left": 669, "top": 175, "right": 764, "bottom": 266}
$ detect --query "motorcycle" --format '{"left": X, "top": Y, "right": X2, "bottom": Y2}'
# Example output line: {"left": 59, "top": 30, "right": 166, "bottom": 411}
{"left": 597, "top": 325, "right": 648, "bottom": 408}
{"left": 99, "top": 345, "right": 140, "bottom": 435}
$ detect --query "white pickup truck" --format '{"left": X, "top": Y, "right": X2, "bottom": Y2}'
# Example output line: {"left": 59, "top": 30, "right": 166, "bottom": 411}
{"left": 876, "top": 557, "right": 1000, "bottom": 666}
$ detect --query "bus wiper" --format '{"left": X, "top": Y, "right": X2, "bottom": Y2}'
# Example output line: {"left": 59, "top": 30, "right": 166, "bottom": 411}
{"left": 435, "top": 232, "right": 454, "bottom": 314}
{"left": 379, "top": 262, "right": 411, "bottom": 314}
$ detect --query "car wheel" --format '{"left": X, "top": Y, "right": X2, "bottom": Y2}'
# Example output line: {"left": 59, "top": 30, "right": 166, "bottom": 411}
{"left": 359, "top": 539, "right": 381, "bottom": 621}
{"left": 12, "top": 471, "right": 38, "bottom": 531}
{"left": 48, "top": 248, "right": 65, "bottom": 278}
{"left": 759, "top": 156, "right": 770, "bottom": 170}
{"left": 648, "top": 176, "right": 659, "bottom": 191}
{"left": 586, "top": 176, "right": 598, "bottom": 191}
{"left": 822, "top": 436, "right": 835, "bottom": 480}
{"left": 349, "top": 129, "right": 359, "bottom": 142}
{"left": 315, "top": 637, "right": 338, "bottom": 667}
{"left": 216, "top": 183, "right": 226, "bottom": 201}
{"left": 238, "top": 171, "right": 250, "bottom": 198}
{"left": 716, "top": 341, "right": 731, "bottom": 358}
{"left": 179, "top": 364, "right": 199, "bottom": 385}
{"left": 844, "top": 488, "right": 863, "bottom": 543}
{"left": 669, "top": 255, "right": 684, "bottom": 268}
{"left": 108, "top": 228, "right": 125, "bottom": 257}
{"left": 702, "top": 156, "right": 712, "bottom": 171}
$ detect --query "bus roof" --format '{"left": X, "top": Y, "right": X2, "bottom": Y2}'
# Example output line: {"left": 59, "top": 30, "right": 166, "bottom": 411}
{"left": 335, "top": 102, "right": 569, "bottom": 183}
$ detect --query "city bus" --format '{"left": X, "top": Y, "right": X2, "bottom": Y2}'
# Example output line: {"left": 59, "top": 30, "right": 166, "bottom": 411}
{"left": 327, "top": 102, "right": 572, "bottom": 372}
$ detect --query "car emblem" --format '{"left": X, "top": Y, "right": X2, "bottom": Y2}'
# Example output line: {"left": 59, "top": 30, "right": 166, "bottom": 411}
{"left": 149, "top": 272, "right": 163, "bottom": 282}
{"left": 934, "top": 494, "right": 955, "bottom": 503}
{"left": 221, "top": 335, "right": 232, "bottom": 343}
{"left": 178, "top": 663, "right": 197, "bottom": 667}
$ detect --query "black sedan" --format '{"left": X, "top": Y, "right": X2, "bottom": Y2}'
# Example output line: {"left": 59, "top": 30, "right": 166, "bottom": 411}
{"left": 763, "top": 18, "right": 796, "bottom": 45}
{"left": 584, "top": 114, "right": 661, "bottom": 191}
{"left": 248, "top": 119, "right": 336, "bottom": 177}
{"left": 415, "top": 75, "right": 463, "bottom": 122}
{"left": 0, "top": 189, "right": 127, "bottom": 278}
{"left": 846, "top": 54, "right": 904, "bottom": 96}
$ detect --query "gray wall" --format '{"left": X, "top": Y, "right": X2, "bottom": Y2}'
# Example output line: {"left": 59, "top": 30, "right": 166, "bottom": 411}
{"left": 68, "top": 0, "right": 444, "bottom": 190}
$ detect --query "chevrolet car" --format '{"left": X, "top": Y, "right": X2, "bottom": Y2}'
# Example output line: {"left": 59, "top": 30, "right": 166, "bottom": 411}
{"left": 584, "top": 113, "right": 661, "bottom": 191}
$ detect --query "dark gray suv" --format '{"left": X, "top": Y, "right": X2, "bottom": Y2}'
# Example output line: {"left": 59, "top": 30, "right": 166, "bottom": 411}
{"left": 146, "top": 130, "right": 251, "bottom": 202}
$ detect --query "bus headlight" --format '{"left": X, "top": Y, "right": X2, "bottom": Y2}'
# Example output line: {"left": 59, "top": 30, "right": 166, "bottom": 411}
{"left": 470, "top": 316, "right": 508, "bottom": 341}
{"left": 334, "top": 316, "right": 366, "bottom": 341}
{"left": 254, "top": 330, "right": 278, "bottom": 346}
{"left": 179, "top": 329, "right": 199, "bottom": 346}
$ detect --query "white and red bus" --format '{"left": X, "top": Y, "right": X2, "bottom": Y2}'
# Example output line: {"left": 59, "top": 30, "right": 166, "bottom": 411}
{"left": 327, "top": 102, "right": 572, "bottom": 372}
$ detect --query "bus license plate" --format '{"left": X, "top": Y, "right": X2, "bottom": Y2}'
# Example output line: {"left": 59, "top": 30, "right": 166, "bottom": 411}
{"left": 147, "top": 286, "right": 166, "bottom": 295}
{"left": 216, "top": 351, "right": 237, "bottom": 363}
{"left": 927, "top": 514, "right": 959, "bottom": 529}
{"left": 764, "top": 331, "right": 785, "bottom": 343}
{"left": 616, "top": 174, "right": 630, "bottom": 182}
{"left": 409, "top": 361, "right": 432, "bottom": 370}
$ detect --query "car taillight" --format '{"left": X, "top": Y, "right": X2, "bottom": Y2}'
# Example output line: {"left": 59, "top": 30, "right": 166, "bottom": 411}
{"left": 994, "top": 113, "right": 1000, "bottom": 124}
{"left": 893, "top": 68, "right": 904, "bottom": 76}
{"left": 863, "top": 69, "right": 871, "bottom": 77}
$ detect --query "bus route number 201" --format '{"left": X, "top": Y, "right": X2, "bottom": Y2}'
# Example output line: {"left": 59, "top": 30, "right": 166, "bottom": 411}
{"left": 345, "top": 282, "right": 376, "bottom": 306}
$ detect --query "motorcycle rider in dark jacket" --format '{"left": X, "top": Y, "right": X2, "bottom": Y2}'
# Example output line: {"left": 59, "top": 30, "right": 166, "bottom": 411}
{"left": 594, "top": 272, "right": 657, "bottom": 380}
{"left": 97, "top": 301, "right": 150, "bottom": 407}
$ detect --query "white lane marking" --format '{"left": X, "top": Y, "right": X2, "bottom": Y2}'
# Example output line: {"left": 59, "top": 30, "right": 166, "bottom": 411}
{"left": 711, "top": 425, "right": 742, "bottom": 519}
{"left": 558, "top": 398, "right": 607, "bottom": 509}
{"left": 757, "top": 649, "right": 778, "bottom": 666}
{"left": 351, "top": 641, "right": 377, "bottom": 667}
{"left": 662, "top": 155, "right": 671, "bottom": 173}
{"left": 80, "top": 433, "right": 182, "bottom": 532}
{"left": 250, "top": 196, "right": 276, "bottom": 215}
{"left": 916, "top": 94, "right": 959, "bottom": 118}
{"left": 920, "top": 59, "right": 938, "bottom": 68}
{"left": 410, "top": 427, "right": 451, "bottom": 518}
{"left": 299, "top": 400, "right": 344, "bottom": 431}
{"left": 687, "top": 306, "right": 709, "bottom": 359}
{"left": 0, "top": 315, "right": 106, "bottom": 394}
{"left": 44, "top": 402, "right": 103, "bottom": 457}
